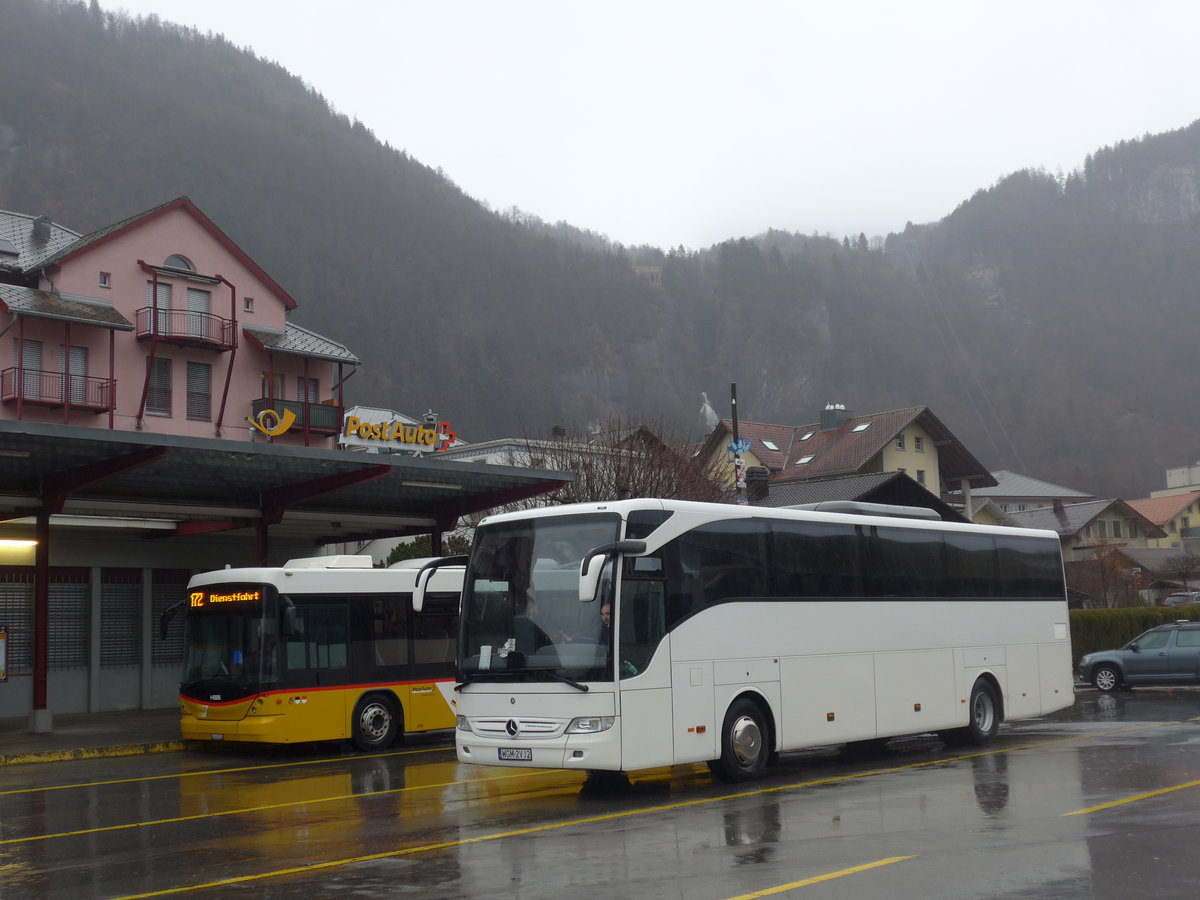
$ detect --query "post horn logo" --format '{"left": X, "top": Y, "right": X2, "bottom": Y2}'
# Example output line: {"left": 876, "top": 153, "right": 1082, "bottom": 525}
{"left": 247, "top": 408, "right": 297, "bottom": 437}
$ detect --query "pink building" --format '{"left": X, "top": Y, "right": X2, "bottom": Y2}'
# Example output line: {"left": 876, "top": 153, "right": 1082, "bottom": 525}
{"left": 0, "top": 197, "right": 357, "bottom": 444}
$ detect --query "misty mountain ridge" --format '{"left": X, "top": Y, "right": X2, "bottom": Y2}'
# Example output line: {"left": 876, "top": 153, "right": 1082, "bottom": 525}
{"left": 4, "top": 0, "right": 1200, "bottom": 500}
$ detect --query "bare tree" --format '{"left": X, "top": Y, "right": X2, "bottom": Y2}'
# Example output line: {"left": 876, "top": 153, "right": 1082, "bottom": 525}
{"left": 1065, "top": 544, "right": 1140, "bottom": 608}
{"left": 1164, "top": 553, "right": 1200, "bottom": 594}
{"left": 499, "top": 415, "right": 730, "bottom": 511}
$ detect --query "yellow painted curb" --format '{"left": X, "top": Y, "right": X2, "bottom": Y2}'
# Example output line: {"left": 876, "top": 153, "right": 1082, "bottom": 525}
{"left": 0, "top": 740, "right": 190, "bottom": 766}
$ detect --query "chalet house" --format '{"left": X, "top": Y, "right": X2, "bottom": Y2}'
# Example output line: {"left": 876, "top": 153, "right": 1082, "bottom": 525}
{"left": 1006, "top": 499, "right": 1165, "bottom": 562}
{"left": 1127, "top": 491, "right": 1200, "bottom": 552}
{"left": 699, "top": 404, "right": 997, "bottom": 507}
{"left": 961, "top": 470, "right": 1095, "bottom": 514}
{"left": 0, "top": 197, "right": 357, "bottom": 445}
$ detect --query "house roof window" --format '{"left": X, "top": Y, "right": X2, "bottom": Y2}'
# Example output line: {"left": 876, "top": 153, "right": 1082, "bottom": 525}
{"left": 797, "top": 455, "right": 815, "bottom": 464}
{"left": 852, "top": 422, "right": 871, "bottom": 432}
{"left": 799, "top": 431, "right": 815, "bottom": 441}
{"left": 761, "top": 440, "right": 779, "bottom": 451}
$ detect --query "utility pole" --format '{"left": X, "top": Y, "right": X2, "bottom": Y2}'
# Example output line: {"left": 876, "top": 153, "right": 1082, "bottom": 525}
{"left": 730, "top": 382, "right": 748, "bottom": 503}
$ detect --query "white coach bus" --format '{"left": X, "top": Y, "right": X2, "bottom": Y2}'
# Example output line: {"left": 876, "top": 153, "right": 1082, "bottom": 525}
{"left": 414, "top": 499, "right": 1073, "bottom": 782}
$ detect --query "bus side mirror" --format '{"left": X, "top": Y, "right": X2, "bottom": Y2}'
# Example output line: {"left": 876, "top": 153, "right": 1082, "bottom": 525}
{"left": 159, "top": 599, "right": 185, "bottom": 640}
{"left": 412, "top": 555, "right": 469, "bottom": 612}
{"left": 579, "top": 540, "right": 646, "bottom": 602}
{"left": 281, "top": 597, "right": 297, "bottom": 637}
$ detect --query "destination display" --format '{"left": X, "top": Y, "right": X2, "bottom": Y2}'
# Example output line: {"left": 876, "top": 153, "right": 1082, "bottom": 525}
{"left": 188, "top": 588, "right": 264, "bottom": 610}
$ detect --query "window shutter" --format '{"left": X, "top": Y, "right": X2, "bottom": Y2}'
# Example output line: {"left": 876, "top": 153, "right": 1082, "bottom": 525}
{"left": 186, "top": 362, "right": 211, "bottom": 420}
{"left": 147, "top": 358, "right": 172, "bottom": 414}
{"left": 186, "top": 288, "right": 210, "bottom": 339}
{"left": 58, "top": 345, "right": 88, "bottom": 403}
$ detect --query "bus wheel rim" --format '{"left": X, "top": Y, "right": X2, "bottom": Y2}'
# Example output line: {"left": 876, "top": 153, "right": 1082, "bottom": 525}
{"left": 972, "top": 692, "right": 994, "bottom": 732}
{"left": 730, "top": 715, "right": 762, "bottom": 766}
{"left": 361, "top": 703, "right": 390, "bottom": 739}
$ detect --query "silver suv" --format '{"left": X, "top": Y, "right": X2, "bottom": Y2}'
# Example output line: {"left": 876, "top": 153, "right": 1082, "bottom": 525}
{"left": 1078, "top": 620, "right": 1200, "bottom": 691}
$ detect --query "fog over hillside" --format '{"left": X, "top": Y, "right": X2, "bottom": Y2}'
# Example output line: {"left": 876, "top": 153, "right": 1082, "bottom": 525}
{"left": 4, "top": 0, "right": 1200, "bottom": 499}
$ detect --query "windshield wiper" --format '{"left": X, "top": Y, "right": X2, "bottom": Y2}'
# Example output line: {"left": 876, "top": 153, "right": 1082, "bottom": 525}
{"left": 456, "top": 668, "right": 589, "bottom": 692}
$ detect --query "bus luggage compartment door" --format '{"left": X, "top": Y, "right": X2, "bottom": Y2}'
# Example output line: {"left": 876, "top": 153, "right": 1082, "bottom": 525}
{"left": 672, "top": 661, "right": 716, "bottom": 764}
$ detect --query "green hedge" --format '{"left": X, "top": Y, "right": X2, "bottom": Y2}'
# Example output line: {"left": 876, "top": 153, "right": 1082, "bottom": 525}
{"left": 1070, "top": 606, "right": 1200, "bottom": 664}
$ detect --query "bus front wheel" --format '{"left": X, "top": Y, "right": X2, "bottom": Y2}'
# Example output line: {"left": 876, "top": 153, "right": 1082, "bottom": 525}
{"left": 352, "top": 694, "right": 400, "bottom": 751}
{"left": 708, "top": 698, "right": 770, "bottom": 783}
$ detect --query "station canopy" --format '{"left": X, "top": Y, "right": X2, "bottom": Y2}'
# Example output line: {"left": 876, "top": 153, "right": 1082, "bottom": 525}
{"left": 0, "top": 420, "right": 571, "bottom": 549}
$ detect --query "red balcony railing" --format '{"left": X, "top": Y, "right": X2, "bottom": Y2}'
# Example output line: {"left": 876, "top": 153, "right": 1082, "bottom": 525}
{"left": 135, "top": 308, "right": 235, "bottom": 350}
{"left": 1, "top": 367, "right": 115, "bottom": 412}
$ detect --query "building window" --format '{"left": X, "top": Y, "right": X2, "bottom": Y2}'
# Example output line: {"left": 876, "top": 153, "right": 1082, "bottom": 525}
{"left": 164, "top": 254, "right": 194, "bottom": 271}
{"left": 261, "top": 372, "right": 285, "bottom": 400}
{"left": 186, "top": 288, "right": 211, "bottom": 339}
{"left": 1170, "top": 521, "right": 1178, "bottom": 534}
{"left": 146, "top": 281, "right": 172, "bottom": 331}
{"left": 58, "top": 344, "right": 88, "bottom": 404}
{"left": 1112, "top": 520, "right": 1123, "bottom": 539}
{"left": 917, "top": 469, "right": 926, "bottom": 486}
{"left": 12, "top": 338, "right": 43, "bottom": 397}
{"left": 914, "top": 436, "right": 925, "bottom": 452}
{"left": 1130, "top": 522, "right": 1138, "bottom": 539}
{"left": 99, "top": 271, "right": 111, "bottom": 288}
{"left": 852, "top": 423, "right": 871, "bottom": 433}
{"left": 895, "top": 434, "right": 905, "bottom": 450}
{"left": 1097, "top": 520, "right": 1108, "bottom": 539}
{"left": 243, "top": 296, "right": 255, "bottom": 313}
{"left": 1184, "top": 517, "right": 1192, "bottom": 530}
{"left": 186, "top": 362, "right": 212, "bottom": 421}
{"left": 297, "top": 376, "right": 319, "bottom": 403}
{"left": 147, "top": 358, "right": 172, "bottom": 415}
{"left": 797, "top": 455, "right": 814, "bottom": 465}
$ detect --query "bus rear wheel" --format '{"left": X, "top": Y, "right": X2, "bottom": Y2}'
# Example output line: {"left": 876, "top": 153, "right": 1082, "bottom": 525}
{"left": 352, "top": 694, "right": 400, "bottom": 751}
{"left": 708, "top": 698, "right": 770, "bottom": 783}
{"left": 945, "top": 679, "right": 1001, "bottom": 747}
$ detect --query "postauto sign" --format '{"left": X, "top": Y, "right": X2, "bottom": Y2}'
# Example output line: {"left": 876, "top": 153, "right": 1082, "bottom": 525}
{"left": 339, "top": 406, "right": 455, "bottom": 453}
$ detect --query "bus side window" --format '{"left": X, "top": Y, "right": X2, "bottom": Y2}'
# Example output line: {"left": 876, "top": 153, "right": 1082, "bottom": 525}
{"left": 372, "top": 596, "right": 408, "bottom": 666}
{"left": 286, "top": 604, "right": 348, "bottom": 669}
{"left": 413, "top": 592, "right": 456, "bottom": 667}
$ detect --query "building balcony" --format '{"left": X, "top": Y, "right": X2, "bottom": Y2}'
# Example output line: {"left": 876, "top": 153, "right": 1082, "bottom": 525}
{"left": 251, "top": 397, "right": 343, "bottom": 436}
{"left": 135, "top": 308, "right": 235, "bottom": 351}
{"left": 1, "top": 367, "right": 115, "bottom": 412}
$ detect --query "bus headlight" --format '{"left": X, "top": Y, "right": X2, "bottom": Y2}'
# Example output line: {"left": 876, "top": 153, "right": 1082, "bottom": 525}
{"left": 457, "top": 715, "right": 471, "bottom": 731}
{"left": 566, "top": 716, "right": 615, "bottom": 734}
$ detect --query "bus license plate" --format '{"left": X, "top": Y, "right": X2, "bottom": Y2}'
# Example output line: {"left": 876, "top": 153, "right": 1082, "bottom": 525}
{"left": 498, "top": 747, "right": 532, "bottom": 761}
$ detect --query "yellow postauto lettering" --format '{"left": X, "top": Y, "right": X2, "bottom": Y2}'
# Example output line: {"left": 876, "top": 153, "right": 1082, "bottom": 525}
{"left": 345, "top": 417, "right": 445, "bottom": 447}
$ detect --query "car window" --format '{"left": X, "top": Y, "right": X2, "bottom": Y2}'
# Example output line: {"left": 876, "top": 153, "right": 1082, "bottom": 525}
{"left": 1177, "top": 630, "right": 1200, "bottom": 648}
{"left": 1136, "top": 631, "right": 1169, "bottom": 650}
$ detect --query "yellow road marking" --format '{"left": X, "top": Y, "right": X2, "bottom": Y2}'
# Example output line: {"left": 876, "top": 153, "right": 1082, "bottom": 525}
{"left": 0, "top": 768, "right": 546, "bottom": 846}
{"left": 0, "top": 743, "right": 454, "bottom": 797}
{"left": 109, "top": 719, "right": 1198, "bottom": 899}
{"left": 1065, "top": 777, "right": 1200, "bottom": 816}
{"left": 724, "top": 856, "right": 916, "bottom": 898}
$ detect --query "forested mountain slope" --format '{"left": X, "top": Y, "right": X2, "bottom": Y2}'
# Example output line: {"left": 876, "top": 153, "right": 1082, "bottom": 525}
{"left": 4, "top": 0, "right": 1200, "bottom": 498}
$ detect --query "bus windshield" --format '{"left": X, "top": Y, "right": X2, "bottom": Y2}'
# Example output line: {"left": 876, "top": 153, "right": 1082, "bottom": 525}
{"left": 461, "top": 512, "right": 621, "bottom": 683}
{"left": 182, "top": 583, "right": 281, "bottom": 696}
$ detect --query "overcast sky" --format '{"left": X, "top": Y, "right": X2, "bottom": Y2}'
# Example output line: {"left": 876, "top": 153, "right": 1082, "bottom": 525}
{"left": 108, "top": 0, "right": 1200, "bottom": 249}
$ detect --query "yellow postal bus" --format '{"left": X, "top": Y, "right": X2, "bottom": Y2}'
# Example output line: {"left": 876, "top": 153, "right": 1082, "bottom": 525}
{"left": 166, "top": 556, "right": 460, "bottom": 750}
